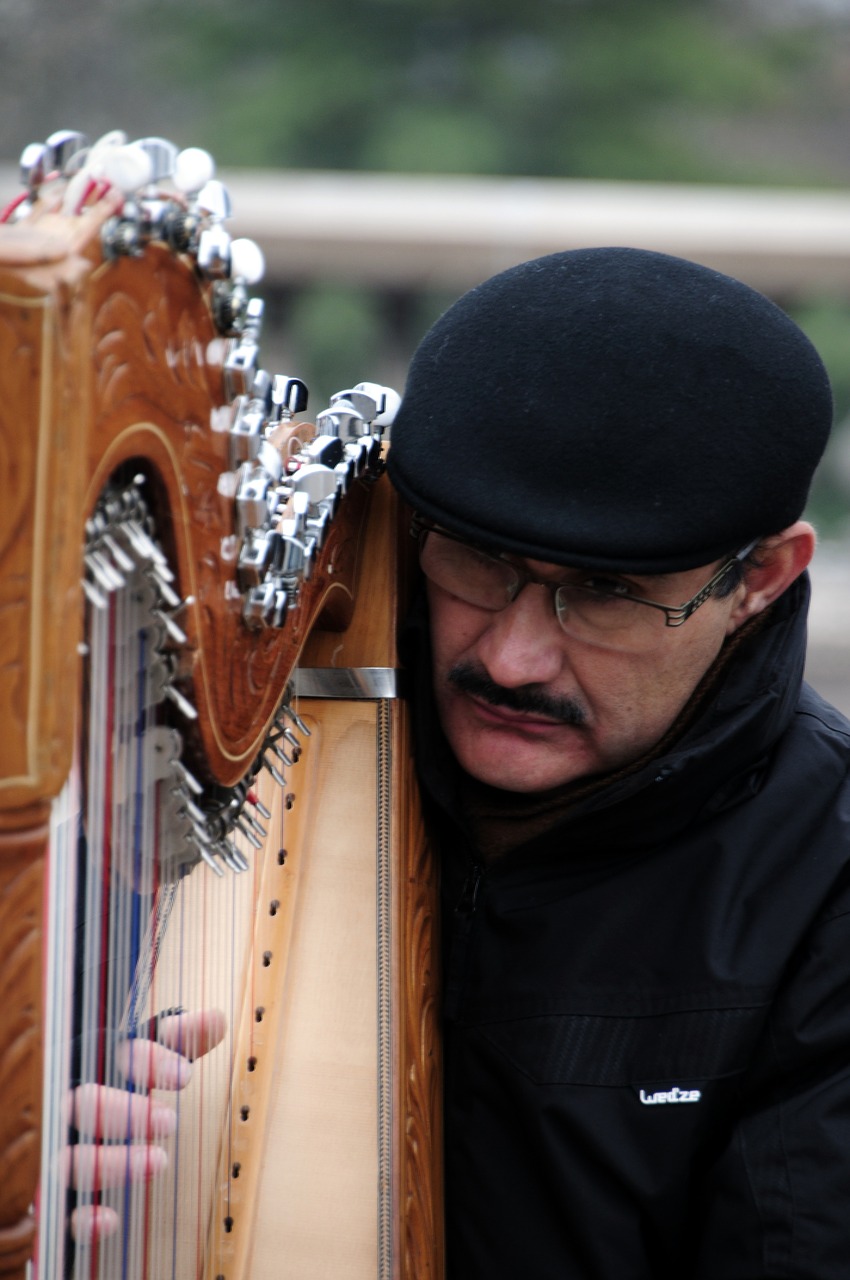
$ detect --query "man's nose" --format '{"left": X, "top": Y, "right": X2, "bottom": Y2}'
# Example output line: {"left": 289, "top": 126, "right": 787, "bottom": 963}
{"left": 474, "top": 584, "right": 566, "bottom": 689}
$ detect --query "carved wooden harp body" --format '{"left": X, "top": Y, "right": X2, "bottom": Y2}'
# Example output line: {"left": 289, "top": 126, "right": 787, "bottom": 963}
{"left": 0, "top": 135, "right": 442, "bottom": 1279}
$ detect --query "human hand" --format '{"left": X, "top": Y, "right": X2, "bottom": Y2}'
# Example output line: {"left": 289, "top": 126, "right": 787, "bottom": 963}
{"left": 67, "top": 1008, "right": 226, "bottom": 1243}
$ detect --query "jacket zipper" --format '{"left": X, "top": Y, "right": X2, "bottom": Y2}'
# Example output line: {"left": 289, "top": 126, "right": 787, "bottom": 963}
{"left": 444, "top": 861, "right": 484, "bottom": 1021}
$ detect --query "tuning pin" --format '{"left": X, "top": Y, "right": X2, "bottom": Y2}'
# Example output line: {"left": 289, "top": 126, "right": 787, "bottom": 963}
{"left": 240, "top": 810, "right": 268, "bottom": 839}
{"left": 163, "top": 682, "right": 199, "bottom": 721}
{"left": 173, "top": 759, "right": 204, "bottom": 796}
{"left": 198, "top": 223, "right": 232, "bottom": 277}
{"left": 221, "top": 841, "right": 250, "bottom": 873}
{"left": 81, "top": 576, "right": 108, "bottom": 610}
{"left": 134, "top": 137, "right": 179, "bottom": 185}
{"left": 101, "top": 532, "right": 136, "bottom": 575}
{"left": 233, "top": 817, "right": 263, "bottom": 850}
{"left": 352, "top": 382, "right": 401, "bottom": 428}
{"left": 45, "top": 130, "right": 89, "bottom": 176}
{"left": 271, "top": 375, "right": 309, "bottom": 419}
{"left": 152, "top": 607, "right": 188, "bottom": 646}
{"left": 84, "top": 131, "right": 129, "bottom": 178}
{"left": 197, "top": 843, "right": 226, "bottom": 877}
{"left": 174, "top": 146, "right": 215, "bottom": 196}
{"left": 197, "top": 179, "right": 232, "bottom": 222}
{"left": 85, "top": 548, "right": 125, "bottom": 594}
{"left": 102, "top": 143, "right": 154, "bottom": 196}
{"left": 247, "top": 790, "right": 272, "bottom": 821}
{"left": 19, "top": 142, "right": 48, "bottom": 194}
{"left": 263, "top": 753, "right": 287, "bottom": 787}
{"left": 269, "top": 740, "right": 297, "bottom": 769}
{"left": 230, "top": 237, "right": 265, "bottom": 285}
{"left": 280, "top": 701, "right": 311, "bottom": 738}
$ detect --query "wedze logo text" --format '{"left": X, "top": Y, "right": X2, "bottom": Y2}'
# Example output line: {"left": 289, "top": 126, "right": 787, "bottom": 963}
{"left": 639, "top": 1086, "right": 702, "bottom": 1105}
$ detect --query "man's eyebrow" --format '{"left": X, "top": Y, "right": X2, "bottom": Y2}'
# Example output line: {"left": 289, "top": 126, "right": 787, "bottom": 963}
{"left": 571, "top": 566, "right": 678, "bottom": 584}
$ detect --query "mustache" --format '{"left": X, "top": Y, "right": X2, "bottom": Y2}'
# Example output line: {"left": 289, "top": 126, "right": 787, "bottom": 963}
{"left": 448, "top": 662, "right": 587, "bottom": 727}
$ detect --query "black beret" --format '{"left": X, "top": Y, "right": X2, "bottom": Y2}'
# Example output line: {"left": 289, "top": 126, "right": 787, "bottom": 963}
{"left": 387, "top": 247, "right": 833, "bottom": 572}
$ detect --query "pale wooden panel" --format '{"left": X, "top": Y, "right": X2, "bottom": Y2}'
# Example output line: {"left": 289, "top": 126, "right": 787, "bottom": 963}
{"left": 248, "top": 702, "right": 381, "bottom": 1279}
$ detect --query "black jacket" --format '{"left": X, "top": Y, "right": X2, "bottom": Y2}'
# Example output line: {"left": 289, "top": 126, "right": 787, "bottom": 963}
{"left": 409, "top": 574, "right": 850, "bottom": 1279}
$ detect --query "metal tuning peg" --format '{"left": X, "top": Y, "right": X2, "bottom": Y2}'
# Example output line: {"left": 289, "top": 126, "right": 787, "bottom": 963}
{"left": 270, "top": 490, "right": 314, "bottom": 600}
{"left": 272, "top": 374, "right": 309, "bottom": 421}
{"left": 45, "top": 130, "right": 89, "bottom": 176}
{"left": 197, "top": 178, "right": 232, "bottom": 222}
{"left": 237, "top": 530, "right": 274, "bottom": 589}
{"left": 134, "top": 137, "right": 179, "bottom": 186}
{"left": 278, "top": 697, "right": 311, "bottom": 739}
{"left": 197, "top": 179, "right": 233, "bottom": 279}
{"left": 230, "top": 389, "right": 268, "bottom": 466}
{"left": 235, "top": 464, "right": 276, "bottom": 538}
{"left": 210, "top": 236, "right": 263, "bottom": 332}
{"left": 173, "top": 146, "right": 215, "bottom": 197}
{"left": 19, "top": 142, "right": 48, "bottom": 196}
{"left": 315, "top": 397, "right": 368, "bottom": 444}
{"left": 223, "top": 299, "right": 267, "bottom": 398}
{"left": 315, "top": 389, "right": 384, "bottom": 478}
{"left": 230, "top": 237, "right": 265, "bottom": 286}
{"left": 100, "top": 141, "right": 156, "bottom": 257}
{"left": 329, "top": 387, "right": 380, "bottom": 424}
{"left": 13, "top": 132, "right": 88, "bottom": 218}
{"left": 351, "top": 381, "right": 401, "bottom": 429}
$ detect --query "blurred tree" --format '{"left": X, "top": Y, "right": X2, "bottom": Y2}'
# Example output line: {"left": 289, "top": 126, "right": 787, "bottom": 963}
{"left": 128, "top": 0, "right": 849, "bottom": 184}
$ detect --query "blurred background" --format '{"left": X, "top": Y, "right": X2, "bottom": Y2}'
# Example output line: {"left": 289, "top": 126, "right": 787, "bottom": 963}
{"left": 1, "top": 0, "right": 848, "bottom": 706}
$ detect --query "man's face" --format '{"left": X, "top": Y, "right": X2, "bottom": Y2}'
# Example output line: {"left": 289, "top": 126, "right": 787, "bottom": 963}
{"left": 427, "top": 554, "right": 750, "bottom": 793}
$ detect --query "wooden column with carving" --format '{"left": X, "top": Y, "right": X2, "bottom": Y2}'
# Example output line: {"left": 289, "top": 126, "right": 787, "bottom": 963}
{"left": 0, "top": 221, "right": 96, "bottom": 1277}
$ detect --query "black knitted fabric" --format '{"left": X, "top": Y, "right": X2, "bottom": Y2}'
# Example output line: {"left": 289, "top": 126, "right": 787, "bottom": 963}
{"left": 387, "top": 247, "right": 833, "bottom": 572}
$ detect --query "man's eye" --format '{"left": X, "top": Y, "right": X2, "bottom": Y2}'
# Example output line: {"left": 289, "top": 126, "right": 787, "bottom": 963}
{"left": 580, "top": 576, "right": 635, "bottom": 599}
{"left": 455, "top": 545, "right": 501, "bottom": 575}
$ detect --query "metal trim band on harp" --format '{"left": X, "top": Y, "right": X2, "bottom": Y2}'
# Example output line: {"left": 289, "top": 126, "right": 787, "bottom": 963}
{"left": 0, "top": 130, "right": 442, "bottom": 1279}
{"left": 291, "top": 668, "right": 404, "bottom": 699}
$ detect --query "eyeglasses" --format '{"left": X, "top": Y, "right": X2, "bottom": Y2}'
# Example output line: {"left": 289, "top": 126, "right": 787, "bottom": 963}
{"left": 414, "top": 517, "right": 759, "bottom": 652}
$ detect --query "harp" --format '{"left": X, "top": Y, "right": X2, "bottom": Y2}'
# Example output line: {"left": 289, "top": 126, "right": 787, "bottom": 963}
{"left": 0, "top": 132, "right": 442, "bottom": 1279}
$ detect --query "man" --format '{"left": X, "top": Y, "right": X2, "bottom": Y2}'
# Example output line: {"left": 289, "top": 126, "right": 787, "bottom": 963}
{"left": 386, "top": 247, "right": 850, "bottom": 1278}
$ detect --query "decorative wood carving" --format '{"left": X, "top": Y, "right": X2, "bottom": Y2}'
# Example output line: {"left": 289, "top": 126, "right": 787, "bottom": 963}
{"left": 0, "top": 819, "right": 45, "bottom": 1278}
{"left": 397, "top": 718, "right": 444, "bottom": 1278}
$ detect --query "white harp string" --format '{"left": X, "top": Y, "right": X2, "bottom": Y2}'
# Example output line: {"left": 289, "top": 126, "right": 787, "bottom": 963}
{"left": 35, "top": 494, "right": 285, "bottom": 1279}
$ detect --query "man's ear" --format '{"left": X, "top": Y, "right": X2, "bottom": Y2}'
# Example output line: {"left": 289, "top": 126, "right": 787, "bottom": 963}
{"left": 727, "top": 521, "right": 816, "bottom": 633}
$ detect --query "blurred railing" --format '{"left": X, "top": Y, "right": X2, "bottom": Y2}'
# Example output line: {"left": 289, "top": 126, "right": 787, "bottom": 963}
{"left": 218, "top": 170, "right": 850, "bottom": 296}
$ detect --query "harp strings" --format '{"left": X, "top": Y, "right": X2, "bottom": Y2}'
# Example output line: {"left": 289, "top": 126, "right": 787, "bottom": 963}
{"left": 36, "top": 485, "right": 284, "bottom": 1279}
{"left": 70, "top": 552, "right": 178, "bottom": 1277}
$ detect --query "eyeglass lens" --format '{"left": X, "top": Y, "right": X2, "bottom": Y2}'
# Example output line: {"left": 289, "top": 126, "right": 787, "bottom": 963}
{"left": 419, "top": 530, "right": 670, "bottom": 650}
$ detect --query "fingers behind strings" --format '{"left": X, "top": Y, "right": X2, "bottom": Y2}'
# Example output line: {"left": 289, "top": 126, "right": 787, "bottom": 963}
{"left": 70, "top": 1083, "right": 177, "bottom": 1140}
{"left": 155, "top": 1007, "right": 227, "bottom": 1062}
{"left": 115, "top": 1037, "right": 193, "bottom": 1091}
{"left": 64, "top": 1140, "right": 168, "bottom": 1190}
